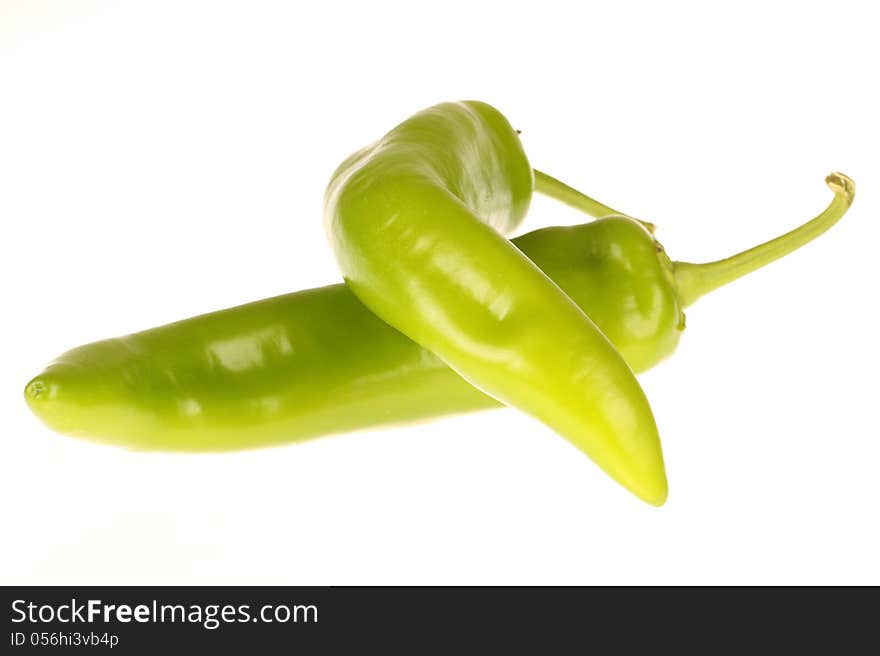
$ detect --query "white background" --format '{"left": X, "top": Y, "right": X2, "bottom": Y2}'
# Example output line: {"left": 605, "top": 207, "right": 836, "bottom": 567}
{"left": 2, "top": 0, "right": 878, "bottom": 584}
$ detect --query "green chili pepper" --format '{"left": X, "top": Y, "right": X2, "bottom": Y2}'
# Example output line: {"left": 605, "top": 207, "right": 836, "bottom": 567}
{"left": 324, "top": 101, "right": 667, "bottom": 504}
{"left": 23, "top": 100, "right": 854, "bottom": 505}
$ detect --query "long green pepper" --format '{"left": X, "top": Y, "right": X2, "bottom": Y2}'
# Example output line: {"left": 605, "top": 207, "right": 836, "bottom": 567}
{"left": 24, "top": 101, "right": 855, "bottom": 505}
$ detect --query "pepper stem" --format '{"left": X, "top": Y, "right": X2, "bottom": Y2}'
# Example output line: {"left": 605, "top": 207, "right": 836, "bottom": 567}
{"left": 672, "top": 173, "right": 855, "bottom": 308}
{"left": 534, "top": 169, "right": 622, "bottom": 217}
{"left": 533, "top": 169, "right": 657, "bottom": 233}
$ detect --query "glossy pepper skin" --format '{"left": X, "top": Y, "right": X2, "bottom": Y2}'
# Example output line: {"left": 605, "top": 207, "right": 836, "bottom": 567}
{"left": 324, "top": 101, "right": 666, "bottom": 504}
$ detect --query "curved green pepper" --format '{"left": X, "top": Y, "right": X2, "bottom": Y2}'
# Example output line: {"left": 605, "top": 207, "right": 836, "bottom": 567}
{"left": 324, "top": 101, "right": 666, "bottom": 504}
